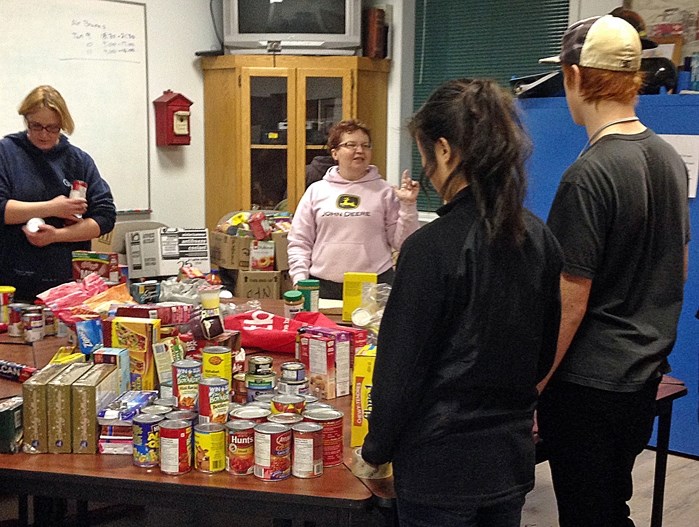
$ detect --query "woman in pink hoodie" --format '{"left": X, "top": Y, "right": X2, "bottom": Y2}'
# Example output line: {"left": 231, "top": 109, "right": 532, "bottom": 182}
{"left": 288, "top": 119, "right": 419, "bottom": 299}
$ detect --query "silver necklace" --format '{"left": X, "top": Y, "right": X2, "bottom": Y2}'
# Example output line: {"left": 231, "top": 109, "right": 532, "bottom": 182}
{"left": 578, "top": 116, "right": 640, "bottom": 157}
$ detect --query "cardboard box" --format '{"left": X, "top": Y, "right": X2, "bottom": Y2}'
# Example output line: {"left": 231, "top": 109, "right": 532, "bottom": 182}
{"left": 72, "top": 364, "right": 119, "bottom": 453}
{"left": 22, "top": 364, "right": 70, "bottom": 453}
{"left": 272, "top": 231, "right": 289, "bottom": 271}
{"left": 115, "top": 302, "right": 193, "bottom": 326}
{"left": 103, "top": 317, "right": 161, "bottom": 390}
{"left": 298, "top": 333, "right": 337, "bottom": 400}
{"left": 93, "top": 347, "right": 131, "bottom": 395}
{"left": 209, "top": 231, "right": 251, "bottom": 269}
{"left": 152, "top": 336, "right": 186, "bottom": 385}
{"left": 234, "top": 270, "right": 281, "bottom": 299}
{"left": 126, "top": 227, "right": 210, "bottom": 279}
{"left": 71, "top": 251, "right": 120, "bottom": 283}
{"left": 0, "top": 397, "right": 23, "bottom": 454}
{"left": 351, "top": 345, "right": 377, "bottom": 447}
{"left": 342, "top": 272, "right": 378, "bottom": 322}
{"left": 302, "top": 327, "right": 351, "bottom": 397}
{"left": 47, "top": 362, "right": 94, "bottom": 453}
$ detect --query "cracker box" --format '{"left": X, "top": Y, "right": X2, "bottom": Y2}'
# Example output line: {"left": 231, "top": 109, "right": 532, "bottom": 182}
{"left": 298, "top": 333, "right": 337, "bottom": 400}
{"left": 93, "top": 347, "right": 130, "bottom": 395}
{"left": 0, "top": 396, "right": 23, "bottom": 454}
{"left": 47, "top": 362, "right": 94, "bottom": 453}
{"left": 342, "top": 272, "right": 377, "bottom": 322}
{"left": 103, "top": 317, "right": 161, "bottom": 390}
{"left": 301, "top": 327, "right": 351, "bottom": 397}
{"left": 126, "top": 227, "right": 210, "bottom": 279}
{"left": 351, "top": 344, "right": 377, "bottom": 447}
{"left": 72, "top": 363, "right": 119, "bottom": 453}
{"left": 71, "top": 251, "right": 119, "bottom": 283}
{"left": 234, "top": 270, "right": 281, "bottom": 299}
{"left": 22, "top": 363, "right": 70, "bottom": 453}
{"left": 341, "top": 326, "right": 368, "bottom": 369}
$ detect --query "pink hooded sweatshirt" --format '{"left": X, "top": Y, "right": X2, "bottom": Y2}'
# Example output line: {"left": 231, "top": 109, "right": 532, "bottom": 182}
{"left": 288, "top": 165, "right": 419, "bottom": 284}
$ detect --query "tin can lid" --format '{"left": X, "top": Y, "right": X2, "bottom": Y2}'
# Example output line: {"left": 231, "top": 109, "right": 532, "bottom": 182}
{"left": 225, "top": 419, "right": 256, "bottom": 431}
{"left": 194, "top": 422, "right": 225, "bottom": 433}
{"left": 172, "top": 359, "right": 201, "bottom": 368}
{"left": 199, "top": 376, "right": 229, "bottom": 387}
{"left": 141, "top": 405, "right": 172, "bottom": 415}
{"left": 272, "top": 394, "right": 305, "bottom": 404}
{"left": 231, "top": 406, "right": 271, "bottom": 420}
{"left": 132, "top": 413, "right": 164, "bottom": 424}
{"left": 268, "top": 413, "right": 303, "bottom": 425}
{"left": 292, "top": 421, "right": 323, "bottom": 433}
{"left": 159, "top": 419, "right": 191, "bottom": 430}
{"left": 254, "top": 422, "right": 290, "bottom": 434}
{"left": 202, "top": 345, "right": 230, "bottom": 354}
{"left": 303, "top": 408, "right": 344, "bottom": 421}
{"left": 165, "top": 410, "right": 198, "bottom": 420}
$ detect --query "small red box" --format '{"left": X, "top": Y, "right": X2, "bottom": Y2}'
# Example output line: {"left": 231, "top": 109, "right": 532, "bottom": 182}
{"left": 71, "top": 251, "right": 119, "bottom": 283}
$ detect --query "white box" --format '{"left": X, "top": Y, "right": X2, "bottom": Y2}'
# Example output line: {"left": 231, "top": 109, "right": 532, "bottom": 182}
{"left": 126, "top": 227, "right": 210, "bottom": 279}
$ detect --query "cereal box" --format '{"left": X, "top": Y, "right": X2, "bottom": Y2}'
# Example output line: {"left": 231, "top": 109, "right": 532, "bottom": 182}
{"left": 47, "top": 362, "right": 94, "bottom": 453}
{"left": 22, "top": 364, "right": 70, "bottom": 453}
{"left": 103, "top": 317, "right": 161, "bottom": 390}
{"left": 351, "top": 344, "right": 377, "bottom": 447}
{"left": 72, "top": 364, "right": 119, "bottom": 453}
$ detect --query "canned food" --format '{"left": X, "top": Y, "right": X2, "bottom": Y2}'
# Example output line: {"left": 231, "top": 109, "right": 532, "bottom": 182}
{"left": 153, "top": 397, "right": 177, "bottom": 408}
{"left": 247, "top": 400, "right": 272, "bottom": 410}
{"left": 22, "top": 312, "right": 44, "bottom": 343}
{"left": 141, "top": 404, "right": 172, "bottom": 416}
{"left": 226, "top": 419, "right": 255, "bottom": 475}
{"left": 280, "top": 361, "right": 306, "bottom": 382}
{"left": 245, "top": 372, "right": 276, "bottom": 402}
{"left": 159, "top": 419, "right": 192, "bottom": 475}
{"left": 292, "top": 422, "right": 323, "bottom": 478}
{"left": 132, "top": 414, "right": 163, "bottom": 468}
{"left": 165, "top": 410, "right": 199, "bottom": 428}
{"left": 305, "top": 402, "right": 333, "bottom": 412}
{"left": 160, "top": 380, "right": 173, "bottom": 399}
{"left": 296, "top": 279, "right": 320, "bottom": 312}
{"left": 254, "top": 393, "right": 275, "bottom": 404}
{"left": 0, "top": 286, "right": 16, "bottom": 324}
{"left": 303, "top": 408, "right": 344, "bottom": 467}
{"left": 172, "top": 359, "right": 201, "bottom": 410}
{"left": 194, "top": 422, "right": 226, "bottom": 473}
{"left": 271, "top": 394, "right": 306, "bottom": 415}
{"left": 232, "top": 372, "right": 247, "bottom": 404}
{"left": 248, "top": 355, "right": 273, "bottom": 375}
{"left": 7, "top": 303, "right": 30, "bottom": 338}
{"left": 277, "top": 379, "right": 310, "bottom": 396}
{"left": 302, "top": 394, "right": 318, "bottom": 404}
{"left": 202, "top": 346, "right": 232, "bottom": 385}
{"left": 230, "top": 406, "right": 271, "bottom": 424}
{"left": 198, "top": 377, "right": 230, "bottom": 424}
{"left": 42, "top": 308, "right": 56, "bottom": 336}
{"left": 268, "top": 413, "right": 303, "bottom": 426}
{"left": 253, "top": 422, "right": 291, "bottom": 481}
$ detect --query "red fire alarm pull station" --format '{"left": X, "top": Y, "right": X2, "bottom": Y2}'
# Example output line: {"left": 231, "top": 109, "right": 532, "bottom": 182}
{"left": 153, "top": 90, "right": 193, "bottom": 146}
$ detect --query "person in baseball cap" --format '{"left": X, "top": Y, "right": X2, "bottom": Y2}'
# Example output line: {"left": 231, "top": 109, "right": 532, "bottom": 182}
{"left": 536, "top": 13, "right": 690, "bottom": 527}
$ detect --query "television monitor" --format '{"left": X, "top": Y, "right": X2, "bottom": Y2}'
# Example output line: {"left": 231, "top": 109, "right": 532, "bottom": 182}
{"left": 223, "top": 0, "right": 362, "bottom": 55}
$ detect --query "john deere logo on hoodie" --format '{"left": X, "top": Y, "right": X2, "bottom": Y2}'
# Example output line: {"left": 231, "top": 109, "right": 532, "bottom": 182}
{"left": 337, "top": 195, "right": 360, "bottom": 209}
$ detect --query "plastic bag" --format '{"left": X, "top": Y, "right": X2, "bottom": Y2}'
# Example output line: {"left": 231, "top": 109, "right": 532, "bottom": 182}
{"left": 223, "top": 309, "right": 307, "bottom": 353}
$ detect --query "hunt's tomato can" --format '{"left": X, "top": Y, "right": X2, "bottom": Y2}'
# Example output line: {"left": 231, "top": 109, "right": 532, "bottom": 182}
{"left": 172, "top": 359, "right": 201, "bottom": 410}
{"left": 271, "top": 394, "right": 306, "bottom": 415}
{"left": 202, "top": 345, "right": 232, "bottom": 386}
{"left": 303, "top": 408, "right": 344, "bottom": 467}
{"left": 292, "top": 422, "right": 324, "bottom": 478}
{"left": 159, "top": 419, "right": 192, "bottom": 475}
{"left": 132, "top": 414, "right": 163, "bottom": 468}
{"left": 194, "top": 422, "right": 226, "bottom": 473}
{"left": 225, "top": 419, "right": 255, "bottom": 475}
{"left": 254, "top": 422, "right": 291, "bottom": 481}
{"left": 198, "top": 377, "right": 230, "bottom": 424}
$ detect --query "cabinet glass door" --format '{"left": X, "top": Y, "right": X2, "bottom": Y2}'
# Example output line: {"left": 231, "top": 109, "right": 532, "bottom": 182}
{"left": 241, "top": 68, "right": 295, "bottom": 210}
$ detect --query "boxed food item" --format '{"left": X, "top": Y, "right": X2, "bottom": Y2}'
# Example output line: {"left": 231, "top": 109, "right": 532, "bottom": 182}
{"left": 22, "top": 363, "right": 70, "bottom": 453}
{"left": 271, "top": 231, "right": 289, "bottom": 271}
{"left": 209, "top": 231, "right": 251, "bottom": 270}
{"left": 115, "top": 302, "right": 193, "bottom": 326}
{"left": 234, "top": 270, "right": 281, "bottom": 299}
{"left": 298, "top": 333, "right": 337, "bottom": 400}
{"left": 71, "top": 251, "right": 119, "bottom": 283}
{"left": 72, "top": 364, "right": 119, "bottom": 454}
{"left": 103, "top": 317, "right": 161, "bottom": 390}
{"left": 126, "top": 227, "right": 210, "bottom": 279}
{"left": 301, "top": 327, "right": 351, "bottom": 397}
{"left": 47, "top": 362, "right": 94, "bottom": 453}
{"left": 152, "top": 335, "right": 186, "bottom": 385}
{"left": 351, "top": 344, "right": 377, "bottom": 447}
{"left": 249, "top": 240, "right": 275, "bottom": 271}
{"left": 93, "top": 347, "right": 130, "bottom": 395}
{"left": 75, "top": 317, "right": 104, "bottom": 355}
{"left": 342, "top": 272, "right": 377, "bottom": 322}
{"left": 97, "top": 390, "right": 158, "bottom": 455}
{"left": 0, "top": 396, "right": 23, "bottom": 454}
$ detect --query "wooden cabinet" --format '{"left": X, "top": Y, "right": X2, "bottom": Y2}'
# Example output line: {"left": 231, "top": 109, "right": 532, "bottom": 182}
{"left": 200, "top": 55, "right": 390, "bottom": 231}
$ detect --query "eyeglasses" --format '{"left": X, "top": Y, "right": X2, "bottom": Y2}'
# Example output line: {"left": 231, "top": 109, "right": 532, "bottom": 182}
{"left": 27, "top": 121, "right": 61, "bottom": 134}
{"left": 336, "top": 141, "right": 372, "bottom": 151}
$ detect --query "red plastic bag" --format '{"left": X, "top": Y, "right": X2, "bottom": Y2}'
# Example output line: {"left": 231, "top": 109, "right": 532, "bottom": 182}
{"left": 223, "top": 310, "right": 307, "bottom": 353}
{"left": 293, "top": 311, "right": 342, "bottom": 329}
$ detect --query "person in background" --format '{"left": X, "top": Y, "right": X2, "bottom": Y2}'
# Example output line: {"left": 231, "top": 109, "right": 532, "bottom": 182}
{"left": 0, "top": 85, "right": 116, "bottom": 302}
{"left": 361, "top": 79, "right": 563, "bottom": 527}
{"left": 304, "top": 154, "right": 335, "bottom": 188}
{"left": 536, "top": 16, "right": 689, "bottom": 527}
{"left": 287, "top": 118, "right": 419, "bottom": 299}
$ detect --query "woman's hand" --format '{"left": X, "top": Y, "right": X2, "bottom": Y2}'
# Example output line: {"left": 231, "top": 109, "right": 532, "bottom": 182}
{"left": 22, "top": 222, "right": 59, "bottom": 247}
{"left": 49, "top": 195, "right": 88, "bottom": 220}
{"left": 393, "top": 169, "right": 419, "bottom": 204}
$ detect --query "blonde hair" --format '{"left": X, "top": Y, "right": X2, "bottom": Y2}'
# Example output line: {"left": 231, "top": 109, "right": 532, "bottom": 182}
{"left": 17, "top": 85, "right": 75, "bottom": 134}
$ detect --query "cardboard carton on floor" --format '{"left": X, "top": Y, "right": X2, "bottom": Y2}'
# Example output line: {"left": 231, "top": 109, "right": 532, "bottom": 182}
{"left": 234, "top": 270, "right": 281, "bottom": 299}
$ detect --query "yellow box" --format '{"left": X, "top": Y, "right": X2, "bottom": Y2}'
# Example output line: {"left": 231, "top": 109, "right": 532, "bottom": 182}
{"left": 22, "top": 364, "right": 70, "bottom": 453}
{"left": 104, "top": 317, "right": 161, "bottom": 391}
{"left": 350, "top": 344, "right": 377, "bottom": 447}
{"left": 342, "top": 272, "right": 377, "bottom": 322}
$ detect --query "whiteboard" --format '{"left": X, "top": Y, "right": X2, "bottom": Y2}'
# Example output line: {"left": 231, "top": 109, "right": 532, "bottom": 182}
{"left": 0, "top": 0, "right": 149, "bottom": 213}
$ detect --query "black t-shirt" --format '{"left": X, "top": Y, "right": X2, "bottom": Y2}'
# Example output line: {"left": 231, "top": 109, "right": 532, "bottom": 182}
{"left": 547, "top": 129, "right": 690, "bottom": 391}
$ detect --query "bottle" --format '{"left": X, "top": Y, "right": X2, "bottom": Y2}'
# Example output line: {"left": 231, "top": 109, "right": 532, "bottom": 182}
{"left": 296, "top": 279, "right": 320, "bottom": 312}
{"left": 283, "top": 290, "right": 304, "bottom": 319}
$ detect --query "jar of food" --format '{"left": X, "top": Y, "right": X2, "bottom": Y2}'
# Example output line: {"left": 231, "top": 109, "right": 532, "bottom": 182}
{"left": 283, "top": 290, "right": 304, "bottom": 319}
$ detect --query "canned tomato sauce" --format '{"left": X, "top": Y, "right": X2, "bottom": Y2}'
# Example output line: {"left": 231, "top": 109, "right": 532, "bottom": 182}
{"left": 194, "top": 422, "right": 226, "bottom": 473}
{"left": 159, "top": 419, "right": 192, "bottom": 475}
{"left": 226, "top": 419, "right": 255, "bottom": 475}
{"left": 292, "top": 422, "right": 323, "bottom": 478}
{"left": 172, "top": 359, "right": 201, "bottom": 410}
{"left": 22, "top": 312, "right": 44, "bottom": 343}
{"left": 303, "top": 408, "right": 344, "bottom": 467}
{"left": 254, "top": 422, "right": 291, "bottom": 481}
{"left": 7, "top": 303, "right": 30, "bottom": 337}
{"left": 132, "top": 414, "right": 163, "bottom": 468}
{"left": 198, "top": 377, "right": 229, "bottom": 424}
